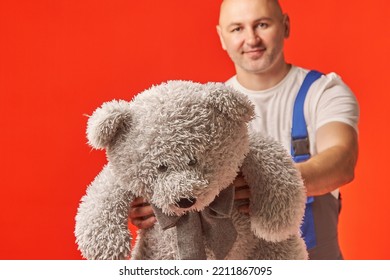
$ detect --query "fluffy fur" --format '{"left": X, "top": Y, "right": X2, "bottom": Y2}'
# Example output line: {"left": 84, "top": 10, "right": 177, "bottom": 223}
{"left": 75, "top": 80, "right": 308, "bottom": 260}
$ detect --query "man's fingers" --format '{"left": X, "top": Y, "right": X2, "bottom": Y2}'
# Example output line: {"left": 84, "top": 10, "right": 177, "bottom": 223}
{"left": 234, "top": 184, "right": 251, "bottom": 215}
{"left": 129, "top": 197, "right": 157, "bottom": 229}
{"left": 129, "top": 202, "right": 154, "bottom": 219}
{"left": 131, "top": 197, "right": 148, "bottom": 207}
{"left": 237, "top": 204, "right": 250, "bottom": 215}
{"left": 234, "top": 185, "right": 250, "bottom": 200}
{"left": 232, "top": 175, "right": 247, "bottom": 188}
{"left": 130, "top": 216, "right": 157, "bottom": 229}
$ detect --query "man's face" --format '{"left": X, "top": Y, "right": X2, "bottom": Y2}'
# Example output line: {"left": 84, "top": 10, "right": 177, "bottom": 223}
{"left": 217, "top": 0, "right": 289, "bottom": 75}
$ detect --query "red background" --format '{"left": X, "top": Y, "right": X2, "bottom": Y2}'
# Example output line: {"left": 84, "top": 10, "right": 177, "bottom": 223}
{"left": 0, "top": 0, "right": 389, "bottom": 260}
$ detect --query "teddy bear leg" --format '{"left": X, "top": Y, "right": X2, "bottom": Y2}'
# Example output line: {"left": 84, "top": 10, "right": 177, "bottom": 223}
{"left": 75, "top": 164, "right": 133, "bottom": 260}
{"left": 251, "top": 236, "right": 308, "bottom": 260}
{"left": 241, "top": 134, "right": 307, "bottom": 242}
{"left": 131, "top": 226, "right": 181, "bottom": 260}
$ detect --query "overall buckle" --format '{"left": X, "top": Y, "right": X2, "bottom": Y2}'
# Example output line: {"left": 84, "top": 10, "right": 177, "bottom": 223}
{"left": 292, "top": 137, "right": 310, "bottom": 156}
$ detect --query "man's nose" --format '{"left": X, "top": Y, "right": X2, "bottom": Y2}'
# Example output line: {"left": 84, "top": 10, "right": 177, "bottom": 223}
{"left": 246, "top": 29, "right": 261, "bottom": 46}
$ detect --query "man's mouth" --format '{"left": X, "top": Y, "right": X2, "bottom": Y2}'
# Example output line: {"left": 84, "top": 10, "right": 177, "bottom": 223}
{"left": 243, "top": 48, "right": 265, "bottom": 58}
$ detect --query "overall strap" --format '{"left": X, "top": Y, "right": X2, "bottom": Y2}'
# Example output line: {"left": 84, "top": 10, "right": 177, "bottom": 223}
{"left": 291, "top": 70, "right": 323, "bottom": 163}
{"left": 291, "top": 70, "right": 323, "bottom": 250}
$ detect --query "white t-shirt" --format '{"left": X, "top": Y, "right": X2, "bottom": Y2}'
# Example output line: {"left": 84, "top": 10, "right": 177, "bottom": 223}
{"left": 226, "top": 66, "right": 360, "bottom": 197}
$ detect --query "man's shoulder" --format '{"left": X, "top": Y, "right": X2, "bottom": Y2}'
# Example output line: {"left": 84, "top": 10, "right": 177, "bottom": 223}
{"left": 293, "top": 66, "right": 350, "bottom": 90}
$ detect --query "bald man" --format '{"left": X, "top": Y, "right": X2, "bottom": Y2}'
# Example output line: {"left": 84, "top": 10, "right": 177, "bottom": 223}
{"left": 130, "top": 0, "right": 359, "bottom": 260}
{"left": 216, "top": 0, "right": 359, "bottom": 259}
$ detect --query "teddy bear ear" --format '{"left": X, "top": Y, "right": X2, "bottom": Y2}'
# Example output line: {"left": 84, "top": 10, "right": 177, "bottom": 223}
{"left": 204, "top": 82, "right": 255, "bottom": 123}
{"left": 86, "top": 100, "right": 132, "bottom": 149}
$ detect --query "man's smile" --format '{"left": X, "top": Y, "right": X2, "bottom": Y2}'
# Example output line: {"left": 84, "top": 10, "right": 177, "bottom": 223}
{"left": 242, "top": 47, "right": 266, "bottom": 58}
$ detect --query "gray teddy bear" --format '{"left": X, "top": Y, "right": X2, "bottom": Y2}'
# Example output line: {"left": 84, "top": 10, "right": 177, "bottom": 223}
{"left": 75, "top": 80, "right": 308, "bottom": 260}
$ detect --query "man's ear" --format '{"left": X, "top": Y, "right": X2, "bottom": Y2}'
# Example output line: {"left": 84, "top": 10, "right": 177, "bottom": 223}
{"left": 283, "top": 14, "right": 290, "bottom": 38}
{"left": 86, "top": 100, "right": 132, "bottom": 149}
{"left": 216, "top": 25, "right": 227, "bottom": 50}
{"left": 204, "top": 82, "right": 255, "bottom": 123}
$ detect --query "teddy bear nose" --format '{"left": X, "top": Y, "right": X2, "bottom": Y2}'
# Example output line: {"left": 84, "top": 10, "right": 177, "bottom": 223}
{"left": 176, "top": 198, "right": 197, "bottom": 208}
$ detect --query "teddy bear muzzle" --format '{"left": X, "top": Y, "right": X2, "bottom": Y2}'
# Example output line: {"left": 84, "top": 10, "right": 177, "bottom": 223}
{"left": 176, "top": 197, "right": 197, "bottom": 208}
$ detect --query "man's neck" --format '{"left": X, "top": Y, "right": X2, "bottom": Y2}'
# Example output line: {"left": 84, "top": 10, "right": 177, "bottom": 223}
{"left": 236, "top": 62, "right": 291, "bottom": 91}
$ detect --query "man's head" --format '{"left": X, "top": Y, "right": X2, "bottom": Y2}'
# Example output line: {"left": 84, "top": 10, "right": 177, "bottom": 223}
{"left": 217, "top": 0, "right": 290, "bottom": 78}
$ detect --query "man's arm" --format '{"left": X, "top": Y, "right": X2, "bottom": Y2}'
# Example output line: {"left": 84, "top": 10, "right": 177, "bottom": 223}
{"left": 296, "top": 121, "right": 358, "bottom": 197}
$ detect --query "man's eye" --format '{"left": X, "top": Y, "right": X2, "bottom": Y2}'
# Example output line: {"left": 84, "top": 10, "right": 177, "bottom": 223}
{"left": 256, "top": 22, "right": 268, "bottom": 29}
{"left": 231, "top": 27, "right": 242, "bottom": 32}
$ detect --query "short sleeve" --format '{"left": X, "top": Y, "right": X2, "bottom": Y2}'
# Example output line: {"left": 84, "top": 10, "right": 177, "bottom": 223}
{"left": 307, "top": 72, "right": 360, "bottom": 133}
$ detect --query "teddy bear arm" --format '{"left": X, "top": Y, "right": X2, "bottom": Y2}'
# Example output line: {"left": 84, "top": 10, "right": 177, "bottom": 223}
{"left": 241, "top": 135, "right": 306, "bottom": 242}
{"left": 75, "top": 164, "right": 134, "bottom": 260}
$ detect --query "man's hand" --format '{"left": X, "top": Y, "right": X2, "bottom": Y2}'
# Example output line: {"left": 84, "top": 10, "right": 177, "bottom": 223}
{"left": 129, "top": 197, "right": 156, "bottom": 229}
{"left": 232, "top": 172, "right": 251, "bottom": 214}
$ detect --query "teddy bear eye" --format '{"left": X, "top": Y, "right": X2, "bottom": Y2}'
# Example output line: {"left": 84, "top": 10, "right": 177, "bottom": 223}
{"left": 188, "top": 158, "right": 197, "bottom": 166}
{"left": 157, "top": 163, "right": 168, "bottom": 172}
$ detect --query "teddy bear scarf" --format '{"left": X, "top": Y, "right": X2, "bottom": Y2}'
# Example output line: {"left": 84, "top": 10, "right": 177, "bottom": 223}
{"left": 152, "top": 186, "right": 238, "bottom": 259}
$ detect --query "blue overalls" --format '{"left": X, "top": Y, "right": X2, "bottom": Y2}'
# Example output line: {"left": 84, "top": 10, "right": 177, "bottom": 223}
{"left": 290, "top": 70, "right": 323, "bottom": 250}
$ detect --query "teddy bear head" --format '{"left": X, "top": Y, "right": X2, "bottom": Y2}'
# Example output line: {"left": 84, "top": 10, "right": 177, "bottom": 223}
{"left": 86, "top": 81, "right": 254, "bottom": 215}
